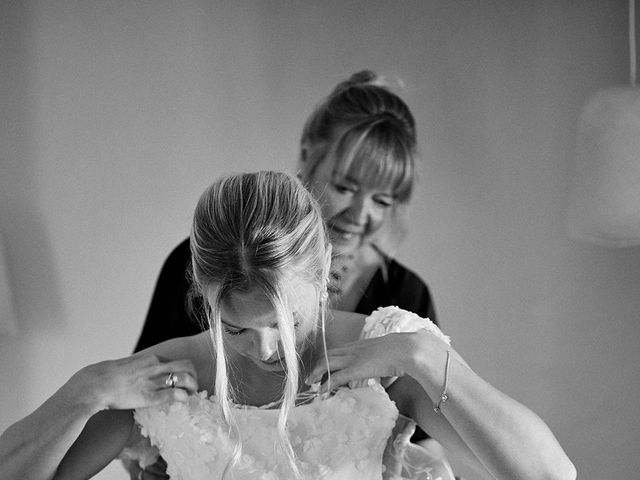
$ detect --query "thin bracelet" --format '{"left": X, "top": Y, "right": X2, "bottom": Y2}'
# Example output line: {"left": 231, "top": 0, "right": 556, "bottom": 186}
{"left": 434, "top": 350, "right": 451, "bottom": 413}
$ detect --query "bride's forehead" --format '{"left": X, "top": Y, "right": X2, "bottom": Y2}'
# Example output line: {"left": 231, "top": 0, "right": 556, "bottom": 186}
{"left": 206, "top": 282, "right": 316, "bottom": 321}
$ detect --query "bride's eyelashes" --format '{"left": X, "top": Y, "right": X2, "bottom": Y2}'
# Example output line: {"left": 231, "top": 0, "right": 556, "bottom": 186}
{"left": 223, "top": 327, "right": 245, "bottom": 336}
{"left": 222, "top": 319, "right": 301, "bottom": 336}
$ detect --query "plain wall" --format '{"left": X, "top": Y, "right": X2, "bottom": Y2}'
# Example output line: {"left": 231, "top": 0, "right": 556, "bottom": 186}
{"left": 1, "top": 1, "right": 639, "bottom": 479}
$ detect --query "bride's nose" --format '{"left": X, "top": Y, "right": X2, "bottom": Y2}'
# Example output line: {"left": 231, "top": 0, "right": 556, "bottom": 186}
{"left": 251, "top": 330, "right": 279, "bottom": 361}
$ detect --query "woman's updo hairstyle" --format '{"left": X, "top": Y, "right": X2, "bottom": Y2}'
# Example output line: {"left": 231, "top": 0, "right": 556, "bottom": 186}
{"left": 299, "top": 70, "right": 417, "bottom": 203}
{"left": 190, "top": 170, "right": 330, "bottom": 300}
{"left": 189, "top": 171, "right": 331, "bottom": 479}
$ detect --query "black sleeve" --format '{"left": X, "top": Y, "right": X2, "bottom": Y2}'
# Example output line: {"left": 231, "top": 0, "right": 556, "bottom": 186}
{"left": 133, "top": 238, "right": 204, "bottom": 352}
{"left": 391, "top": 267, "right": 438, "bottom": 326}
{"left": 383, "top": 260, "right": 438, "bottom": 326}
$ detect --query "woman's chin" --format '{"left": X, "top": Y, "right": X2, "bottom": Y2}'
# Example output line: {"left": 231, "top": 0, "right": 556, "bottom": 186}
{"left": 252, "top": 357, "right": 286, "bottom": 372}
{"left": 329, "top": 236, "right": 361, "bottom": 255}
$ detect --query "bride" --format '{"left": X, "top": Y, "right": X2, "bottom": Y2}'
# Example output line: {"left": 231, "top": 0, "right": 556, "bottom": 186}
{"left": 0, "top": 171, "right": 576, "bottom": 480}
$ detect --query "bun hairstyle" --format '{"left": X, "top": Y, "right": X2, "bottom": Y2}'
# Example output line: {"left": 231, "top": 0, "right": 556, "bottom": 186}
{"left": 299, "top": 70, "right": 418, "bottom": 204}
{"left": 189, "top": 171, "right": 331, "bottom": 479}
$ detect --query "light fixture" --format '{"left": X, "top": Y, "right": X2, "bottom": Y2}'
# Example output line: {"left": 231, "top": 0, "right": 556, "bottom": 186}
{"left": 567, "top": 0, "right": 640, "bottom": 246}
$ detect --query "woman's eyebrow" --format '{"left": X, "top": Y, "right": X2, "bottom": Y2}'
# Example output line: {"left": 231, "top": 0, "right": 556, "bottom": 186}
{"left": 339, "top": 175, "right": 359, "bottom": 185}
{"left": 221, "top": 319, "right": 242, "bottom": 329}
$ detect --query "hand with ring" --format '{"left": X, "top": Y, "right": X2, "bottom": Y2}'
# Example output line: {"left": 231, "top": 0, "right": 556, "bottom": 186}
{"left": 66, "top": 353, "right": 198, "bottom": 411}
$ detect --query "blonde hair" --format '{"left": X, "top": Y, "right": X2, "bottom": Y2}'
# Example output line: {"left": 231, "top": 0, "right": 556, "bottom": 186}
{"left": 299, "top": 70, "right": 418, "bottom": 204}
{"left": 189, "top": 171, "right": 331, "bottom": 478}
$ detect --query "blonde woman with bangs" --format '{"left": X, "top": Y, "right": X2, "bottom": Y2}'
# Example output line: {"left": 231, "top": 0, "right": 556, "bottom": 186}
{"left": 1, "top": 171, "right": 575, "bottom": 480}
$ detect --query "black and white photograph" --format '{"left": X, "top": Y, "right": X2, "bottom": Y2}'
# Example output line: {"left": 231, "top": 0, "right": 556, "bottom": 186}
{"left": 1, "top": 2, "right": 639, "bottom": 479}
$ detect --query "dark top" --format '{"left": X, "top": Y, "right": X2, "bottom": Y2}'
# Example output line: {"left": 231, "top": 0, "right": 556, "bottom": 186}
{"left": 134, "top": 238, "right": 438, "bottom": 442}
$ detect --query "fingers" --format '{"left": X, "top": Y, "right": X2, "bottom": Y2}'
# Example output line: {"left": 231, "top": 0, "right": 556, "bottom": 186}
{"left": 155, "top": 370, "right": 198, "bottom": 395}
{"left": 307, "top": 354, "right": 352, "bottom": 385}
{"left": 147, "top": 358, "right": 197, "bottom": 379}
{"left": 306, "top": 363, "right": 327, "bottom": 386}
{"left": 149, "top": 385, "right": 190, "bottom": 406}
{"left": 307, "top": 336, "right": 408, "bottom": 392}
{"left": 320, "top": 368, "right": 355, "bottom": 392}
{"left": 115, "top": 355, "right": 199, "bottom": 407}
{"left": 124, "top": 367, "right": 195, "bottom": 409}
{"left": 136, "top": 357, "right": 197, "bottom": 393}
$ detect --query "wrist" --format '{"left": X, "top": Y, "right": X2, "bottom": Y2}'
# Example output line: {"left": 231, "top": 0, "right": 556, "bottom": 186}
{"left": 63, "top": 366, "right": 110, "bottom": 414}
{"left": 406, "top": 331, "right": 451, "bottom": 392}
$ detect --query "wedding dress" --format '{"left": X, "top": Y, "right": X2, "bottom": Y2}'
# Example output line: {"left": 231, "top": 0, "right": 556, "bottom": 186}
{"left": 123, "top": 307, "right": 455, "bottom": 480}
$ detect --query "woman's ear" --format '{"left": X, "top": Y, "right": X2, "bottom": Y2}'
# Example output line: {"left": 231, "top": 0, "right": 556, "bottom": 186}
{"left": 297, "top": 141, "right": 327, "bottom": 182}
{"left": 300, "top": 144, "right": 309, "bottom": 164}
{"left": 296, "top": 148, "right": 306, "bottom": 180}
{"left": 296, "top": 144, "right": 311, "bottom": 181}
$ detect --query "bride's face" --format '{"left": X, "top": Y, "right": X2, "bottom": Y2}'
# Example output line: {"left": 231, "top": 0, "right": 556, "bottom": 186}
{"left": 207, "top": 282, "right": 318, "bottom": 373}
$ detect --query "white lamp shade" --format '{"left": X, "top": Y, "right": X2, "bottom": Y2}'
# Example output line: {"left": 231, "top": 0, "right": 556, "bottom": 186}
{"left": 567, "top": 86, "right": 640, "bottom": 246}
{"left": 0, "top": 233, "right": 18, "bottom": 336}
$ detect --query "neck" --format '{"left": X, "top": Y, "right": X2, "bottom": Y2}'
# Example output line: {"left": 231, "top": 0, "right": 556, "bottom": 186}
{"left": 329, "top": 245, "right": 384, "bottom": 311}
{"left": 228, "top": 340, "right": 325, "bottom": 407}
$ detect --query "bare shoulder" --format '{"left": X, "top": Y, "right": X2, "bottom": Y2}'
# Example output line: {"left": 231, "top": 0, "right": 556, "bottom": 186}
{"left": 137, "top": 332, "right": 215, "bottom": 389}
{"left": 324, "top": 309, "right": 367, "bottom": 348}
{"left": 136, "top": 332, "right": 210, "bottom": 362}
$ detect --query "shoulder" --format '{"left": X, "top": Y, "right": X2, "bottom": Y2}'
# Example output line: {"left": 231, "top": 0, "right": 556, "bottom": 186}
{"left": 138, "top": 331, "right": 206, "bottom": 358}
{"left": 324, "top": 310, "right": 366, "bottom": 347}
{"left": 386, "top": 259, "right": 429, "bottom": 289}
{"left": 155, "top": 238, "right": 191, "bottom": 282}
{"left": 325, "top": 306, "right": 448, "bottom": 346}
{"left": 361, "top": 306, "right": 449, "bottom": 344}
{"left": 382, "top": 259, "right": 438, "bottom": 324}
{"left": 137, "top": 332, "right": 214, "bottom": 388}
{"left": 164, "top": 238, "right": 191, "bottom": 266}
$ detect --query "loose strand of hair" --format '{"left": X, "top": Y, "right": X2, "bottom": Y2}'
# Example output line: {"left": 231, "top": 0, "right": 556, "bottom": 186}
{"left": 319, "top": 296, "right": 331, "bottom": 392}
{"left": 271, "top": 286, "right": 303, "bottom": 479}
{"left": 209, "top": 289, "right": 243, "bottom": 480}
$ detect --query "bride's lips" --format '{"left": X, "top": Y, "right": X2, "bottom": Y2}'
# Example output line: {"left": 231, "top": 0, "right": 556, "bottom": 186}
{"left": 252, "top": 356, "right": 284, "bottom": 371}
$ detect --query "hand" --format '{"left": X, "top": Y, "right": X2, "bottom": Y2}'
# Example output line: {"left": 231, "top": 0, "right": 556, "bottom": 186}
{"left": 68, "top": 353, "right": 198, "bottom": 412}
{"left": 307, "top": 332, "right": 424, "bottom": 392}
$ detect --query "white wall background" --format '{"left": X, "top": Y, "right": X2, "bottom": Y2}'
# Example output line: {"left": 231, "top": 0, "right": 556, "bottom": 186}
{"left": 1, "top": 1, "right": 639, "bottom": 479}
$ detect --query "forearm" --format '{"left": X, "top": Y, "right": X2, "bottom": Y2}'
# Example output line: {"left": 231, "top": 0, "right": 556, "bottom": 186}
{"left": 408, "top": 341, "right": 576, "bottom": 480}
{"left": 1, "top": 352, "right": 198, "bottom": 480}
{"left": 0, "top": 379, "right": 101, "bottom": 480}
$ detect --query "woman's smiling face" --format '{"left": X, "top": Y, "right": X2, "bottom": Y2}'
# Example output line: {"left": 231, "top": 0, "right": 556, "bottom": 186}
{"left": 306, "top": 154, "right": 396, "bottom": 255}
